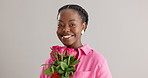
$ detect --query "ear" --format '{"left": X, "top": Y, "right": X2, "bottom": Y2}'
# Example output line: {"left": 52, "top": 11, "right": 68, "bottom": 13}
{"left": 82, "top": 22, "right": 86, "bottom": 31}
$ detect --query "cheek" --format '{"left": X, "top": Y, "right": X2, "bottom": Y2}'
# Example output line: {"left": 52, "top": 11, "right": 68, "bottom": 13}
{"left": 72, "top": 28, "right": 81, "bottom": 36}
{"left": 56, "top": 28, "right": 61, "bottom": 34}
{"left": 56, "top": 29, "right": 61, "bottom": 40}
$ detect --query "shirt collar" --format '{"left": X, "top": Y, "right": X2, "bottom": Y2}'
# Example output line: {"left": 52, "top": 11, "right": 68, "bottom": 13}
{"left": 78, "top": 44, "right": 92, "bottom": 55}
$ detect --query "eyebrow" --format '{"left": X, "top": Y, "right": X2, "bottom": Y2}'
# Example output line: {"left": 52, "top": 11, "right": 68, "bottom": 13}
{"left": 58, "top": 19, "right": 76, "bottom": 22}
{"left": 69, "top": 19, "right": 76, "bottom": 22}
{"left": 58, "top": 20, "right": 63, "bottom": 22}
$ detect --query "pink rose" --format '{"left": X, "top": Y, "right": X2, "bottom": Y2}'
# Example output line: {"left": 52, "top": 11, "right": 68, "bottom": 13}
{"left": 66, "top": 48, "right": 77, "bottom": 57}
{"left": 51, "top": 46, "right": 67, "bottom": 55}
{"left": 50, "top": 51, "right": 56, "bottom": 61}
{"left": 58, "top": 46, "right": 67, "bottom": 55}
{"left": 52, "top": 46, "right": 60, "bottom": 54}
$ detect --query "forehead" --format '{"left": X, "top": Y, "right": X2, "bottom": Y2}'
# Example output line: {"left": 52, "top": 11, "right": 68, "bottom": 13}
{"left": 57, "top": 9, "right": 82, "bottom": 22}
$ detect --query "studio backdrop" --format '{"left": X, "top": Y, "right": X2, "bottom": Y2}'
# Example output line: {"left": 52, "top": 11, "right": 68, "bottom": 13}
{"left": 1, "top": 0, "right": 148, "bottom": 78}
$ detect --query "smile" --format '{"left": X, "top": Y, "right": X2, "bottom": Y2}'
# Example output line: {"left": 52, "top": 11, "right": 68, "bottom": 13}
{"left": 62, "top": 35, "right": 74, "bottom": 39}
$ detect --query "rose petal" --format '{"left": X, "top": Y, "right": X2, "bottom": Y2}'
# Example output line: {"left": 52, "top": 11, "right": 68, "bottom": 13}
{"left": 66, "top": 48, "right": 77, "bottom": 57}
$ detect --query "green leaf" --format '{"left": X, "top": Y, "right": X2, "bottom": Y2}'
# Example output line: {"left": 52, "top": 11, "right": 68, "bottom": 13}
{"left": 56, "top": 65, "right": 61, "bottom": 69}
{"left": 53, "top": 52, "right": 57, "bottom": 55}
{"left": 43, "top": 68, "right": 53, "bottom": 75}
{"left": 65, "top": 72, "right": 70, "bottom": 77}
{"left": 58, "top": 69, "right": 64, "bottom": 74}
{"left": 63, "top": 59, "right": 68, "bottom": 64}
{"left": 61, "top": 75, "right": 65, "bottom": 78}
{"left": 60, "top": 55, "right": 64, "bottom": 61}
{"left": 70, "top": 56, "right": 75, "bottom": 63}
{"left": 55, "top": 54, "right": 59, "bottom": 60}
{"left": 51, "top": 66, "right": 54, "bottom": 73}
{"left": 60, "top": 62, "right": 68, "bottom": 70}
{"left": 71, "top": 71, "right": 74, "bottom": 76}
{"left": 50, "top": 47, "right": 52, "bottom": 50}
{"left": 66, "top": 67, "right": 76, "bottom": 72}
{"left": 70, "top": 60, "right": 80, "bottom": 66}
{"left": 41, "top": 63, "right": 53, "bottom": 66}
{"left": 54, "top": 60, "right": 60, "bottom": 65}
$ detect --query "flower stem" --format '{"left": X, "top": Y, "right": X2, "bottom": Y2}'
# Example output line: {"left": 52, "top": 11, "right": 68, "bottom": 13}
{"left": 68, "top": 56, "right": 71, "bottom": 66}
{"left": 61, "top": 55, "right": 63, "bottom": 61}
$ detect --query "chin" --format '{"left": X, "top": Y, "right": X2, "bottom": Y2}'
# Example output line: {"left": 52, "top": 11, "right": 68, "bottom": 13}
{"left": 62, "top": 41, "right": 74, "bottom": 47}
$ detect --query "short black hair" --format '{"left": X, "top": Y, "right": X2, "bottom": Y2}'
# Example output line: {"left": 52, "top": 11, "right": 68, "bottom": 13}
{"left": 57, "top": 4, "right": 89, "bottom": 31}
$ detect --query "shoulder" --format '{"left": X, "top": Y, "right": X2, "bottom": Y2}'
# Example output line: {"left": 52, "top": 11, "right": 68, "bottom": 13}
{"left": 80, "top": 44, "right": 107, "bottom": 66}
{"left": 88, "top": 49, "right": 107, "bottom": 67}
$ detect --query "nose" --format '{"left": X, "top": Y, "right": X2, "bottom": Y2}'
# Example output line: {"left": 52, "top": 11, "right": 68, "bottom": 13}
{"left": 62, "top": 25, "right": 70, "bottom": 32}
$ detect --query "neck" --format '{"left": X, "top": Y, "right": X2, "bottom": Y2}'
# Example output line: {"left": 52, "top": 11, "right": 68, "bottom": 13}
{"left": 66, "top": 40, "right": 83, "bottom": 49}
{"left": 67, "top": 43, "right": 83, "bottom": 49}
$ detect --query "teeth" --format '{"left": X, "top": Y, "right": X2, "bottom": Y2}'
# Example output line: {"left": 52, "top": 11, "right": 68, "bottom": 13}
{"left": 62, "top": 35, "right": 71, "bottom": 38}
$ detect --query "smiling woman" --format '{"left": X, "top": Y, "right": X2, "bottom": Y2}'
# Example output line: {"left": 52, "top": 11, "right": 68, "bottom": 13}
{"left": 40, "top": 4, "right": 112, "bottom": 78}
{"left": 57, "top": 8, "right": 85, "bottom": 49}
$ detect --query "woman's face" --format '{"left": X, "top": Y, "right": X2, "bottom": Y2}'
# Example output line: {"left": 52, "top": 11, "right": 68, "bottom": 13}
{"left": 57, "top": 9, "right": 85, "bottom": 48}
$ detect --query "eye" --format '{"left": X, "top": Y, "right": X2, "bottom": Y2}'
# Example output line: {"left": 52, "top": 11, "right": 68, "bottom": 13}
{"left": 58, "top": 24, "right": 64, "bottom": 27}
{"left": 69, "top": 24, "right": 76, "bottom": 27}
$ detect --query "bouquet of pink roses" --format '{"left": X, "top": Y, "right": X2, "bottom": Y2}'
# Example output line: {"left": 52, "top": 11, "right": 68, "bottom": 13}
{"left": 42, "top": 46, "right": 80, "bottom": 78}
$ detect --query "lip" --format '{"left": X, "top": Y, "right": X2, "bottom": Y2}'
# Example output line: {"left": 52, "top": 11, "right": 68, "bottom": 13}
{"left": 61, "top": 33, "right": 74, "bottom": 36}
{"left": 63, "top": 35, "right": 71, "bottom": 38}
{"left": 61, "top": 34, "right": 74, "bottom": 40}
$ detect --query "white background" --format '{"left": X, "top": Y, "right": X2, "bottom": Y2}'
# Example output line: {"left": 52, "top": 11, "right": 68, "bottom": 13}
{"left": 1, "top": 0, "right": 148, "bottom": 78}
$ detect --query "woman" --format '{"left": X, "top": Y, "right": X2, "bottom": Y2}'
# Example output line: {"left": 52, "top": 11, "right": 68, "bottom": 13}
{"left": 40, "top": 4, "right": 112, "bottom": 78}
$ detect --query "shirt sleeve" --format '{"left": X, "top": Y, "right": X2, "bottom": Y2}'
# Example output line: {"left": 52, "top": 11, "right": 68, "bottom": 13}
{"left": 96, "top": 60, "right": 112, "bottom": 78}
{"left": 40, "top": 58, "right": 54, "bottom": 78}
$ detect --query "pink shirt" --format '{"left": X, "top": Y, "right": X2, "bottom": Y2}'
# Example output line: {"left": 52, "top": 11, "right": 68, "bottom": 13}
{"left": 40, "top": 44, "right": 112, "bottom": 78}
